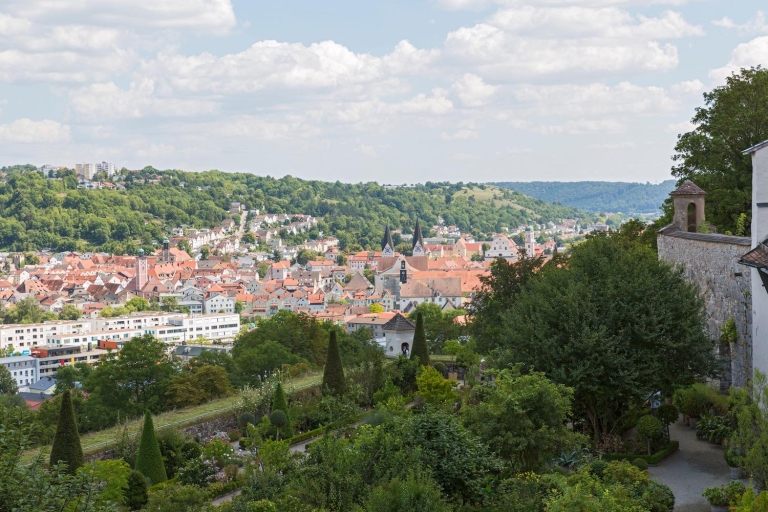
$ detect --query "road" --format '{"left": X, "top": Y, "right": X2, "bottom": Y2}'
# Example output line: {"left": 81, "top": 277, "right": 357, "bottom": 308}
{"left": 236, "top": 210, "right": 247, "bottom": 238}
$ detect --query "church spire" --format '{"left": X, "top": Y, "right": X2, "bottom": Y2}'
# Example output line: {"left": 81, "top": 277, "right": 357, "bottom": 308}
{"left": 382, "top": 224, "right": 395, "bottom": 257}
{"left": 412, "top": 219, "right": 425, "bottom": 257}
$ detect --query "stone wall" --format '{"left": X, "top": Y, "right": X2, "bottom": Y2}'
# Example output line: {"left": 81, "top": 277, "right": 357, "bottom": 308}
{"left": 658, "top": 231, "right": 752, "bottom": 387}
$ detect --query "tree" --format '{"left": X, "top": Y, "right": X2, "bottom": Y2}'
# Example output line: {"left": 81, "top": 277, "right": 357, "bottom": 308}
{"left": 480, "top": 229, "right": 717, "bottom": 444}
{"left": 241, "top": 232, "right": 256, "bottom": 245}
{"left": 235, "top": 299, "right": 244, "bottom": 314}
{"left": 369, "top": 303, "right": 384, "bottom": 314}
{"left": 3, "top": 296, "right": 46, "bottom": 324}
{"left": 135, "top": 410, "right": 168, "bottom": 485}
{"left": 257, "top": 262, "right": 270, "bottom": 279}
{"left": 57, "top": 304, "right": 82, "bottom": 320}
{"left": 124, "top": 469, "right": 149, "bottom": 510}
{"left": 161, "top": 296, "right": 178, "bottom": 312}
{"left": 336, "top": 254, "right": 348, "bottom": 266}
{"left": 0, "top": 365, "right": 18, "bottom": 395}
{"left": 49, "top": 389, "right": 84, "bottom": 475}
{"left": 125, "top": 297, "right": 151, "bottom": 312}
{"left": 177, "top": 239, "right": 193, "bottom": 255}
{"left": 462, "top": 367, "right": 580, "bottom": 473}
{"left": 672, "top": 66, "right": 768, "bottom": 234}
{"left": 322, "top": 331, "right": 346, "bottom": 396}
{"left": 200, "top": 245, "right": 210, "bottom": 260}
{"left": 410, "top": 313, "right": 430, "bottom": 366}
{"left": 269, "top": 410, "right": 287, "bottom": 441}
{"left": 416, "top": 366, "right": 456, "bottom": 410}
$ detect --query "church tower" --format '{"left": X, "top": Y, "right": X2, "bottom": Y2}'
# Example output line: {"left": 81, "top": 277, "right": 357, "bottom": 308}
{"left": 160, "top": 237, "right": 171, "bottom": 263}
{"left": 412, "top": 219, "right": 425, "bottom": 257}
{"left": 524, "top": 227, "right": 536, "bottom": 257}
{"left": 382, "top": 224, "right": 395, "bottom": 257}
{"left": 136, "top": 248, "right": 148, "bottom": 291}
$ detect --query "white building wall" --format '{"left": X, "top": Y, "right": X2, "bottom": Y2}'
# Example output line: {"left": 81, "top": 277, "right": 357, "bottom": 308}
{"left": 751, "top": 144, "right": 768, "bottom": 378}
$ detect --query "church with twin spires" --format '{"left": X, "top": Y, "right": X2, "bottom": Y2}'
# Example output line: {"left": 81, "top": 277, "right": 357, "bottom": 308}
{"left": 381, "top": 219, "right": 425, "bottom": 258}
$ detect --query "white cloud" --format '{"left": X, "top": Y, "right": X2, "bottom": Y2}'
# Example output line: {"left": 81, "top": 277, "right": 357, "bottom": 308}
{"left": 586, "top": 141, "right": 638, "bottom": 149}
{"left": 537, "top": 118, "right": 625, "bottom": 135}
{"left": 712, "top": 12, "right": 768, "bottom": 34}
{"left": 68, "top": 80, "right": 218, "bottom": 120}
{"left": 354, "top": 144, "right": 378, "bottom": 157}
{"left": 147, "top": 39, "right": 438, "bottom": 93}
{"left": 710, "top": 36, "right": 768, "bottom": 82}
{"left": 438, "top": 0, "right": 700, "bottom": 9}
{"left": 5, "top": 0, "right": 236, "bottom": 33}
{"left": 452, "top": 152, "right": 479, "bottom": 161}
{"left": 216, "top": 115, "right": 319, "bottom": 141}
{"left": 514, "top": 82, "right": 678, "bottom": 117}
{"left": 442, "top": 129, "right": 480, "bottom": 140}
{"left": 451, "top": 73, "right": 498, "bottom": 107}
{"left": 395, "top": 89, "right": 453, "bottom": 115}
{"left": 666, "top": 120, "right": 696, "bottom": 134}
{"left": 670, "top": 79, "right": 705, "bottom": 96}
{"left": 0, "top": 118, "right": 70, "bottom": 143}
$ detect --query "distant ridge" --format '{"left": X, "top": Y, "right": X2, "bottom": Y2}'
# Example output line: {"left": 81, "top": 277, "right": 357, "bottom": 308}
{"left": 492, "top": 180, "right": 676, "bottom": 214}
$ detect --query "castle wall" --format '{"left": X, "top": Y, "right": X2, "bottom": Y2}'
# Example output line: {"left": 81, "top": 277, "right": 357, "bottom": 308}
{"left": 658, "top": 232, "right": 752, "bottom": 387}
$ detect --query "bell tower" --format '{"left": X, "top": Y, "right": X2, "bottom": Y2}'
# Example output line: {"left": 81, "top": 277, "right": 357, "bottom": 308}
{"left": 382, "top": 225, "right": 395, "bottom": 257}
{"left": 412, "top": 219, "right": 425, "bottom": 257}
{"left": 671, "top": 181, "right": 707, "bottom": 233}
{"left": 136, "top": 248, "right": 148, "bottom": 291}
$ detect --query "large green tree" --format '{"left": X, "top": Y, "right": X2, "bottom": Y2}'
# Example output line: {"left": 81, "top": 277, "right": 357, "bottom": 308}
{"left": 672, "top": 66, "right": 768, "bottom": 234}
{"left": 49, "top": 389, "right": 84, "bottom": 475}
{"left": 0, "top": 365, "right": 18, "bottom": 395}
{"left": 476, "top": 227, "right": 717, "bottom": 443}
{"left": 134, "top": 410, "right": 168, "bottom": 485}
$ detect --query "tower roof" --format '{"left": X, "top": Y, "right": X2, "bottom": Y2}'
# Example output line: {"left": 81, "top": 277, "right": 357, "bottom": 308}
{"left": 670, "top": 180, "right": 706, "bottom": 196}
{"left": 382, "top": 224, "right": 394, "bottom": 251}
{"left": 412, "top": 219, "right": 424, "bottom": 249}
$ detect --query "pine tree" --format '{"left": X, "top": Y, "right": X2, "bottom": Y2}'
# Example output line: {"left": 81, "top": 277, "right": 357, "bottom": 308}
{"left": 322, "top": 331, "right": 346, "bottom": 396}
{"left": 134, "top": 411, "right": 167, "bottom": 485}
{"left": 410, "top": 312, "right": 430, "bottom": 366}
{"left": 49, "top": 389, "right": 84, "bottom": 474}
{"left": 271, "top": 382, "right": 293, "bottom": 436}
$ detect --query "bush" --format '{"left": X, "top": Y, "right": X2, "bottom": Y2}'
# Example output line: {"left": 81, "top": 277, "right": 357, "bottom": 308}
{"left": 588, "top": 460, "right": 609, "bottom": 479}
{"left": 227, "top": 428, "right": 242, "bottom": 442}
{"left": 724, "top": 447, "right": 742, "bottom": 468}
{"left": 180, "top": 441, "right": 202, "bottom": 462}
{"left": 631, "top": 458, "right": 649, "bottom": 471}
{"left": 202, "top": 438, "right": 233, "bottom": 468}
{"left": 696, "top": 415, "right": 731, "bottom": 443}
{"left": 145, "top": 483, "right": 210, "bottom": 512}
{"left": 223, "top": 464, "right": 239, "bottom": 483}
{"left": 432, "top": 362, "right": 447, "bottom": 377}
{"left": 177, "top": 458, "right": 217, "bottom": 487}
{"left": 703, "top": 481, "right": 747, "bottom": 506}
{"left": 632, "top": 480, "right": 675, "bottom": 512}
{"left": 134, "top": 411, "right": 167, "bottom": 485}
{"left": 656, "top": 404, "right": 679, "bottom": 426}
{"left": 49, "top": 390, "right": 84, "bottom": 475}
{"left": 124, "top": 470, "right": 149, "bottom": 510}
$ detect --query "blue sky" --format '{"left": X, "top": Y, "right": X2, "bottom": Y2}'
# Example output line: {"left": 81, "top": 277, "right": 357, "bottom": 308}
{"left": 0, "top": 0, "right": 766, "bottom": 183}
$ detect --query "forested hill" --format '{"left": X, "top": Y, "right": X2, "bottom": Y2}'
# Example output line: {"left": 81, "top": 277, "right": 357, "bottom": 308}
{"left": 0, "top": 168, "right": 591, "bottom": 253}
{"left": 492, "top": 180, "right": 676, "bottom": 214}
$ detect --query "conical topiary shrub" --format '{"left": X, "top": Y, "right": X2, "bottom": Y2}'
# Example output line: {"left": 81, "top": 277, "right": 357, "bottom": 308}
{"left": 49, "top": 389, "right": 84, "bottom": 474}
{"left": 410, "top": 312, "right": 430, "bottom": 366}
{"left": 272, "top": 382, "right": 293, "bottom": 436}
{"left": 322, "top": 331, "right": 346, "bottom": 396}
{"left": 134, "top": 411, "right": 167, "bottom": 485}
{"left": 124, "top": 469, "right": 149, "bottom": 510}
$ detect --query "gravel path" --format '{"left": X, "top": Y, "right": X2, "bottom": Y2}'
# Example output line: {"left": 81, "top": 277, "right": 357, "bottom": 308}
{"left": 649, "top": 419, "right": 741, "bottom": 511}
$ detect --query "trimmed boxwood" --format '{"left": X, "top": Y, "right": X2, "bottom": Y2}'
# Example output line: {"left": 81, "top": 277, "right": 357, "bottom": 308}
{"left": 601, "top": 441, "right": 679, "bottom": 465}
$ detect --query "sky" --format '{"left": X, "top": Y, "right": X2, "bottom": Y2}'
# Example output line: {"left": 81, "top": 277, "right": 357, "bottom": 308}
{"left": 1, "top": 1, "right": 767, "bottom": 184}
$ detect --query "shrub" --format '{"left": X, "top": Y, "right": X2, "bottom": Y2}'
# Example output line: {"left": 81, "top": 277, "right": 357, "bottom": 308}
{"left": 134, "top": 411, "right": 167, "bottom": 485}
{"left": 124, "top": 470, "right": 149, "bottom": 510}
{"left": 223, "top": 464, "right": 239, "bottom": 483}
{"left": 177, "top": 458, "right": 218, "bottom": 487}
{"left": 433, "top": 362, "right": 447, "bottom": 377}
{"left": 656, "top": 404, "right": 679, "bottom": 426}
{"left": 703, "top": 481, "right": 747, "bottom": 506}
{"left": 227, "top": 428, "right": 242, "bottom": 442}
{"left": 238, "top": 412, "right": 255, "bottom": 430}
{"left": 631, "top": 458, "right": 649, "bottom": 471}
{"left": 145, "top": 483, "right": 210, "bottom": 512}
{"left": 202, "top": 438, "right": 233, "bottom": 468}
{"left": 180, "top": 440, "right": 202, "bottom": 462}
{"left": 631, "top": 480, "right": 675, "bottom": 512}
{"left": 724, "top": 447, "right": 742, "bottom": 468}
{"left": 588, "top": 460, "right": 609, "bottom": 479}
{"left": 696, "top": 415, "right": 731, "bottom": 443}
{"left": 49, "top": 390, "right": 84, "bottom": 475}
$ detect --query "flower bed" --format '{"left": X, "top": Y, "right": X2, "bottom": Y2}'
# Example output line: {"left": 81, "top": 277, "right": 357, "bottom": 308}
{"left": 601, "top": 441, "right": 679, "bottom": 466}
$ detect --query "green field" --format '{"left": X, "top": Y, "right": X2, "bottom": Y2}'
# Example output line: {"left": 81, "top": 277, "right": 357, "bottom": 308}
{"left": 453, "top": 186, "right": 534, "bottom": 214}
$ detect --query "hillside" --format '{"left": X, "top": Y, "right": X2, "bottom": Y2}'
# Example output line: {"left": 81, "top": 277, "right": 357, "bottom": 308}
{"left": 0, "top": 168, "right": 592, "bottom": 253}
{"left": 492, "top": 180, "right": 676, "bottom": 214}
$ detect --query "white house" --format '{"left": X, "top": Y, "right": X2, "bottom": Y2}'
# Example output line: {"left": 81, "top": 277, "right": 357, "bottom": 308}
{"left": 204, "top": 294, "right": 236, "bottom": 314}
{"left": 484, "top": 234, "right": 518, "bottom": 262}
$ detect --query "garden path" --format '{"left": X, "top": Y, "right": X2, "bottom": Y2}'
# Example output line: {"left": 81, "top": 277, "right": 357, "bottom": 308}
{"left": 649, "top": 420, "right": 740, "bottom": 511}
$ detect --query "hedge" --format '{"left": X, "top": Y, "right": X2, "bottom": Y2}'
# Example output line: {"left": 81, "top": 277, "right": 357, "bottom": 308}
{"left": 207, "top": 480, "right": 242, "bottom": 499}
{"left": 283, "top": 412, "right": 367, "bottom": 446}
{"left": 601, "top": 441, "right": 679, "bottom": 466}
